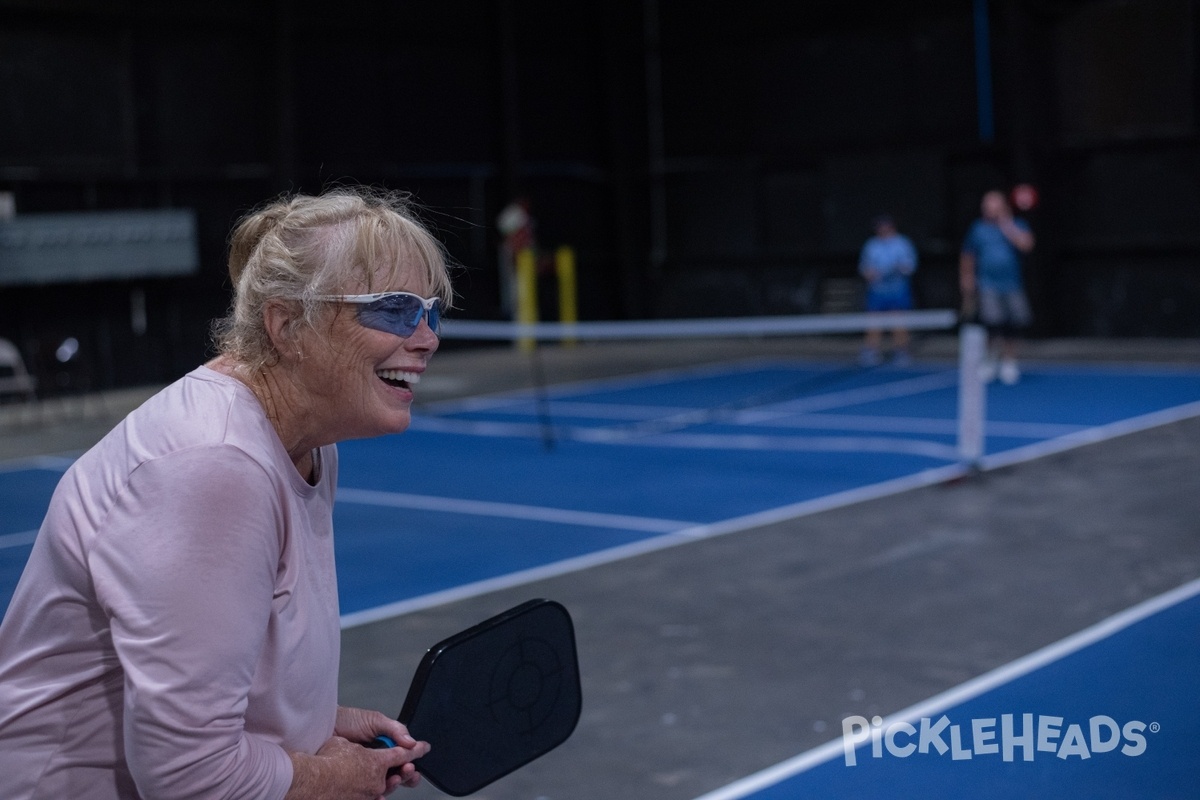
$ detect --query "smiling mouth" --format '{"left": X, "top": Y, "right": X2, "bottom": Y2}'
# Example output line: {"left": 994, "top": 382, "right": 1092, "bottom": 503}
{"left": 376, "top": 369, "right": 421, "bottom": 389}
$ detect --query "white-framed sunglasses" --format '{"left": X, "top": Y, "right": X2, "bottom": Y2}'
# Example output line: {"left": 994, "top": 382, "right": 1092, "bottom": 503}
{"left": 316, "top": 292, "right": 442, "bottom": 337}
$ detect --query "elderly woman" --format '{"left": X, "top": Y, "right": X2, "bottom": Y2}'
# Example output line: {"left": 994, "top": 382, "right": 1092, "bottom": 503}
{"left": 0, "top": 188, "right": 451, "bottom": 799}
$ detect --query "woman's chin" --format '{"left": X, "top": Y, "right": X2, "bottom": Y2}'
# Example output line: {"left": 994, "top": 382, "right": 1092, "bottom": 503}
{"left": 381, "top": 412, "right": 412, "bottom": 436}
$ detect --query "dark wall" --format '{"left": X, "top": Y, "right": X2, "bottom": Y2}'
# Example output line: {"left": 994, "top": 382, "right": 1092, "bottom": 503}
{"left": 652, "top": 0, "right": 1200, "bottom": 334}
{"left": 0, "top": 0, "right": 1197, "bottom": 390}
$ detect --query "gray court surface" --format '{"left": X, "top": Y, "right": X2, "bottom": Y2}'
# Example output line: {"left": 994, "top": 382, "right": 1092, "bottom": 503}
{"left": 3, "top": 336, "right": 1199, "bottom": 800}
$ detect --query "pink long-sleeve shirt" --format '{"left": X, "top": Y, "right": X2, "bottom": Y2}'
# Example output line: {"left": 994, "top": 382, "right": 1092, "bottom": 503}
{"left": 0, "top": 365, "right": 341, "bottom": 799}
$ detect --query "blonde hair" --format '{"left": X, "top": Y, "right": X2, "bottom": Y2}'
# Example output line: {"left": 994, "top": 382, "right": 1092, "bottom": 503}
{"left": 213, "top": 187, "right": 453, "bottom": 372}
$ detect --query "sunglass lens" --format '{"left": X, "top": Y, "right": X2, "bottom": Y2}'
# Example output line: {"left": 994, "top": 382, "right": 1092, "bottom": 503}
{"left": 357, "top": 295, "right": 439, "bottom": 337}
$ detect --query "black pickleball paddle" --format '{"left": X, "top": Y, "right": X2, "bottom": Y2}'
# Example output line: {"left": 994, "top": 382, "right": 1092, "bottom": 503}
{"left": 372, "top": 599, "right": 582, "bottom": 796}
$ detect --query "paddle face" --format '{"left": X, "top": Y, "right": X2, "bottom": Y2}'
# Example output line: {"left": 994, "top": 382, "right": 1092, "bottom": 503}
{"left": 399, "top": 599, "right": 581, "bottom": 796}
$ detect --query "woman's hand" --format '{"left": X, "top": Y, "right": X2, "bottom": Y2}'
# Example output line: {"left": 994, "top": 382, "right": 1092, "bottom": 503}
{"left": 334, "top": 706, "right": 414, "bottom": 747}
{"left": 336, "top": 706, "right": 429, "bottom": 793}
{"left": 285, "top": 707, "right": 430, "bottom": 799}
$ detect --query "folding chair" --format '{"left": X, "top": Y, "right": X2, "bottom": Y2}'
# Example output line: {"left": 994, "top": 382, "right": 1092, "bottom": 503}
{"left": 0, "top": 337, "right": 37, "bottom": 402}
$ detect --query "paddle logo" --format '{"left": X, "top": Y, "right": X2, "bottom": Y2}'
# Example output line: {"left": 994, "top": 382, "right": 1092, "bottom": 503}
{"left": 842, "top": 714, "right": 1154, "bottom": 767}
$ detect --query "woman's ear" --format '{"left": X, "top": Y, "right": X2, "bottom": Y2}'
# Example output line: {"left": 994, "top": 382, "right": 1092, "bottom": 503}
{"left": 262, "top": 299, "right": 303, "bottom": 362}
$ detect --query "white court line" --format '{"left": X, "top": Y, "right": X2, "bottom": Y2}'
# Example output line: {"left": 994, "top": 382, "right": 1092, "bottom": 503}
{"left": 438, "top": 368, "right": 958, "bottom": 420}
{"left": 689, "top": 575, "right": 1200, "bottom": 800}
{"left": 0, "top": 529, "right": 39, "bottom": 550}
{"left": 429, "top": 402, "right": 1084, "bottom": 441}
{"left": 335, "top": 487, "right": 694, "bottom": 533}
{"left": 408, "top": 416, "right": 555, "bottom": 438}
{"left": 484, "top": 403, "right": 1085, "bottom": 439}
{"left": 733, "top": 371, "right": 959, "bottom": 419}
{"left": 422, "top": 357, "right": 833, "bottom": 415}
{"left": 409, "top": 416, "right": 963, "bottom": 460}
{"left": 412, "top": 371, "right": 961, "bottom": 443}
{"left": 569, "top": 429, "right": 963, "bottom": 461}
{"left": 742, "top": 413, "right": 1085, "bottom": 439}
{"left": 0, "top": 454, "right": 77, "bottom": 474}
{"left": 462, "top": 400, "right": 699, "bottom": 421}
{"left": 979, "top": 399, "right": 1200, "bottom": 471}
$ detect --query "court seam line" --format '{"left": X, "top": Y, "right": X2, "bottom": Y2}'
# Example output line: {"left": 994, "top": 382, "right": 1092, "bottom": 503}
{"left": 687, "top": 575, "right": 1200, "bottom": 800}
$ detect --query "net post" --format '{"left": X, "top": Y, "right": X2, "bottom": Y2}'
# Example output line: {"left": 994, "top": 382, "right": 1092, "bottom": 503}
{"left": 554, "top": 246, "right": 578, "bottom": 347}
{"left": 515, "top": 247, "right": 538, "bottom": 352}
{"left": 957, "top": 323, "right": 987, "bottom": 466}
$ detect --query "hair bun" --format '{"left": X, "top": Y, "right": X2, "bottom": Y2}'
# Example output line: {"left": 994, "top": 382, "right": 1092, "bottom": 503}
{"left": 227, "top": 203, "right": 291, "bottom": 284}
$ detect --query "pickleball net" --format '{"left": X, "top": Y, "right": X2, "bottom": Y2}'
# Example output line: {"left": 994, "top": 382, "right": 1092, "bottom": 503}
{"left": 426, "top": 310, "right": 988, "bottom": 465}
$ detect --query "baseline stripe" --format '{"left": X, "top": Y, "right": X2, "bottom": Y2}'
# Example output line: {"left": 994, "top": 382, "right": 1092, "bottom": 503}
{"left": 689, "top": 576, "right": 1200, "bottom": 800}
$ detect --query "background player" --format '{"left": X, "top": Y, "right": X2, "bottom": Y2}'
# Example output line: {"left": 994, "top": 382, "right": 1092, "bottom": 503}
{"left": 859, "top": 214, "right": 918, "bottom": 366}
{"left": 960, "top": 189, "right": 1036, "bottom": 384}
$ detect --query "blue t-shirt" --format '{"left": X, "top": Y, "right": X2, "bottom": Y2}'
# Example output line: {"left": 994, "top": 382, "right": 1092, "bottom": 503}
{"left": 859, "top": 234, "right": 917, "bottom": 296}
{"left": 962, "top": 219, "right": 1030, "bottom": 292}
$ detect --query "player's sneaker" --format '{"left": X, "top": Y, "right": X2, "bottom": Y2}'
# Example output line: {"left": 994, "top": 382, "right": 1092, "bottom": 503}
{"left": 999, "top": 359, "right": 1020, "bottom": 385}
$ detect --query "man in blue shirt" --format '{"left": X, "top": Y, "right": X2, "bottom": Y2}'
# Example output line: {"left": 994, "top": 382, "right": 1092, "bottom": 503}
{"left": 960, "top": 190, "right": 1035, "bottom": 384}
{"left": 859, "top": 214, "right": 918, "bottom": 366}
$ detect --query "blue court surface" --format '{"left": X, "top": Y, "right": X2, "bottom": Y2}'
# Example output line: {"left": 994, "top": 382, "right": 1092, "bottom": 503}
{"left": 2, "top": 359, "right": 1199, "bottom": 618}
{"left": 1, "top": 357, "right": 1199, "bottom": 800}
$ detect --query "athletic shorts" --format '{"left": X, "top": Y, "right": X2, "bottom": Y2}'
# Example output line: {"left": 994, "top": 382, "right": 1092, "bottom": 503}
{"left": 978, "top": 287, "right": 1032, "bottom": 334}
{"left": 865, "top": 286, "right": 913, "bottom": 313}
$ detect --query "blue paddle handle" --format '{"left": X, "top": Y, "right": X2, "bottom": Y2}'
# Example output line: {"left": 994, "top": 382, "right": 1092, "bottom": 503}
{"left": 368, "top": 735, "right": 396, "bottom": 749}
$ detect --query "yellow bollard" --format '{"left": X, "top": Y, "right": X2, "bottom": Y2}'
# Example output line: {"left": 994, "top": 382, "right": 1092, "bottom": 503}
{"left": 515, "top": 247, "right": 538, "bottom": 352}
{"left": 555, "top": 246, "right": 578, "bottom": 347}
